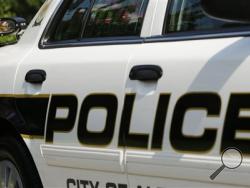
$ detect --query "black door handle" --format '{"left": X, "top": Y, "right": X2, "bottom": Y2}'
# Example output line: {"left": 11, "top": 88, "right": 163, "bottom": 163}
{"left": 25, "top": 70, "right": 46, "bottom": 84}
{"left": 129, "top": 65, "right": 163, "bottom": 81}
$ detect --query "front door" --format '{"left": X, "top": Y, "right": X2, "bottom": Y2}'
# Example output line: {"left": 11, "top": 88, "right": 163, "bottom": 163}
{"left": 14, "top": 0, "right": 149, "bottom": 187}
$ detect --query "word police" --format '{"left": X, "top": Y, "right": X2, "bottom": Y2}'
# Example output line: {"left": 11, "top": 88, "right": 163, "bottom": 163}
{"left": 46, "top": 93, "right": 250, "bottom": 154}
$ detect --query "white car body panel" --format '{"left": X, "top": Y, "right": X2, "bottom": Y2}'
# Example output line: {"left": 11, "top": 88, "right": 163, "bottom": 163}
{"left": 0, "top": 0, "right": 249, "bottom": 187}
{"left": 126, "top": 37, "right": 250, "bottom": 188}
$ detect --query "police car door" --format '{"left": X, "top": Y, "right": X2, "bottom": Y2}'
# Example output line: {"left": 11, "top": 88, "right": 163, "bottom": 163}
{"left": 13, "top": 0, "right": 150, "bottom": 187}
{"left": 126, "top": 0, "right": 250, "bottom": 187}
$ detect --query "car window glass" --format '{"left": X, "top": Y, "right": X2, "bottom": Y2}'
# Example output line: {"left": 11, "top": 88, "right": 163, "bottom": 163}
{"left": 164, "top": 0, "right": 249, "bottom": 34}
{"left": 83, "top": 0, "right": 148, "bottom": 38}
{"left": 51, "top": 0, "right": 91, "bottom": 41}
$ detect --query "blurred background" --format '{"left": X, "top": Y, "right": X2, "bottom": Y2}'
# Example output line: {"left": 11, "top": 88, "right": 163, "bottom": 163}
{"left": 0, "top": 0, "right": 45, "bottom": 45}
{"left": 0, "top": 0, "right": 45, "bottom": 22}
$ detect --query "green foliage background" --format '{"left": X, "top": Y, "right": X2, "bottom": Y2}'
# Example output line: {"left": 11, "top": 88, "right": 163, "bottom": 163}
{"left": 0, "top": 0, "right": 45, "bottom": 22}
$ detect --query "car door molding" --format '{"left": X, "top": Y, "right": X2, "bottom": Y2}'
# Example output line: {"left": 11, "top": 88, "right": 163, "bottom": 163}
{"left": 41, "top": 142, "right": 125, "bottom": 173}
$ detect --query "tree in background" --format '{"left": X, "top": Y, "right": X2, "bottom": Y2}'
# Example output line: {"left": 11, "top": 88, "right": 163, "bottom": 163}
{"left": 0, "top": 0, "right": 45, "bottom": 22}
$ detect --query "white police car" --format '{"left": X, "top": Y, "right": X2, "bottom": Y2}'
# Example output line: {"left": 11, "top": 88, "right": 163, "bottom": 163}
{"left": 0, "top": 0, "right": 250, "bottom": 187}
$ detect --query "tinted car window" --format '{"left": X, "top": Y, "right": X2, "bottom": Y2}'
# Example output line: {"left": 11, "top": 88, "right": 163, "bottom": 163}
{"left": 51, "top": 0, "right": 91, "bottom": 41}
{"left": 83, "top": 0, "right": 148, "bottom": 38}
{"left": 164, "top": 0, "right": 249, "bottom": 34}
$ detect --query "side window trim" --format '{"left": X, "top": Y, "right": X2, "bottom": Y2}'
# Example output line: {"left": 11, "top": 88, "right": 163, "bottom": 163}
{"left": 40, "top": 36, "right": 144, "bottom": 49}
{"left": 39, "top": 0, "right": 149, "bottom": 49}
{"left": 145, "top": 29, "right": 250, "bottom": 44}
{"left": 79, "top": 0, "right": 95, "bottom": 38}
{"left": 39, "top": 0, "right": 68, "bottom": 46}
{"left": 162, "top": 0, "right": 172, "bottom": 35}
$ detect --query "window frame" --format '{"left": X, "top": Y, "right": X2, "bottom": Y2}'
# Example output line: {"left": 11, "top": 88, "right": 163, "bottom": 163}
{"left": 39, "top": 0, "right": 149, "bottom": 49}
{"left": 158, "top": 0, "right": 250, "bottom": 42}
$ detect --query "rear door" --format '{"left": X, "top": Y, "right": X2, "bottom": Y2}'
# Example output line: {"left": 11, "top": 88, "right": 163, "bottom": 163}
{"left": 126, "top": 0, "right": 250, "bottom": 187}
{"left": 14, "top": 0, "right": 150, "bottom": 187}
